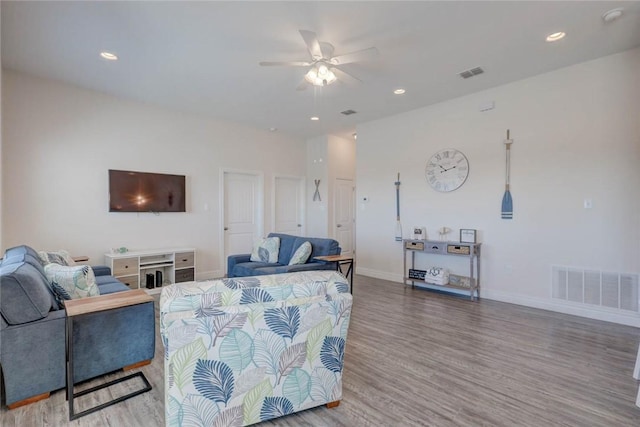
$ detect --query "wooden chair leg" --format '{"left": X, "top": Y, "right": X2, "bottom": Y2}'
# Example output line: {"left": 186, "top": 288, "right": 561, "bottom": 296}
{"left": 7, "top": 392, "right": 50, "bottom": 409}
{"left": 123, "top": 359, "right": 152, "bottom": 371}
{"left": 326, "top": 400, "right": 340, "bottom": 409}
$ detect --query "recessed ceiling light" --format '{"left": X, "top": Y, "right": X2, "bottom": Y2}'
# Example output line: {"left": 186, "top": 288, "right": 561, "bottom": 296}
{"left": 393, "top": 88, "right": 406, "bottom": 95}
{"left": 269, "top": 127, "right": 277, "bottom": 132}
{"left": 353, "top": 133, "right": 357, "bottom": 140}
{"left": 602, "top": 8, "right": 623, "bottom": 23}
{"left": 100, "top": 51, "right": 118, "bottom": 60}
{"left": 310, "top": 116, "right": 319, "bottom": 121}
{"left": 546, "top": 32, "right": 566, "bottom": 42}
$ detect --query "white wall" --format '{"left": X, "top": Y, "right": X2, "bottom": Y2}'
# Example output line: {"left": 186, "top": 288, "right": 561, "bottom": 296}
{"left": 356, "top": 48, "right": 640, "bottom": 325}
{"left": 306, "top": 135, "right": 329, "bottom": 237}
{"left": 2, "top": 71, "right": 306, "bottom": 278}
{"left": 306, "top": 134, "right": 356, "bottom": 240}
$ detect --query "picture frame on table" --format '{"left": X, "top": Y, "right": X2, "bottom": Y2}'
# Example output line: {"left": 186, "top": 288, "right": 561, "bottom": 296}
{"left": 459, "top": 229, "right": 477, "bottom": 244}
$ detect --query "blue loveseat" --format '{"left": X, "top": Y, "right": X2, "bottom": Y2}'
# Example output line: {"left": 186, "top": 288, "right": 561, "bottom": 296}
{"left": 0, "top": 245, "right": 155, "bottom": 408}
{"left": 227, "top": 232, "right": 341, "bottom": 277}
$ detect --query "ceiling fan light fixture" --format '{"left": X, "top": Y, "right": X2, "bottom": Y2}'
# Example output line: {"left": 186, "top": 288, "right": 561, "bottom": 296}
{"left": 305, "top": 65, "right": 337, "bottom": 86}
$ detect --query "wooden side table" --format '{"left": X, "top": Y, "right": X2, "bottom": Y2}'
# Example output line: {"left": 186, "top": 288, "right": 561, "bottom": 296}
{"left": 314, "top": 255, "right": 354, "bottom": 293}
{"left": 64, "top": 290, "right": 154, "bottom": 420}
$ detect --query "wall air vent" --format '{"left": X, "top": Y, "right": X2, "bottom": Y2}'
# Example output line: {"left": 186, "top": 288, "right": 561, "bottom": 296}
{"left": 459, "top": 67, "right": 484, "bottom": 79}
{"left": 341, "top": 109, "right": 357, "bottom": 116}
{"left": 552, "top": 265, "right": 639, "bottom": 313}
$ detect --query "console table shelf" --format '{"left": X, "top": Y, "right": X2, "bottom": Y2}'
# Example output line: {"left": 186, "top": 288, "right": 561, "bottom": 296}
{"left": 105, "top": 248, "right": 196, "bottom": 294}
{"left": 403, "top": 239, "right": 481, "bottom": 301}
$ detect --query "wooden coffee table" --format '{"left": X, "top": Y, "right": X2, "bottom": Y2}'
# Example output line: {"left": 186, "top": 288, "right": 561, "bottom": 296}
{"left": 314, "top": 255, "right": 354, "bottom": 293}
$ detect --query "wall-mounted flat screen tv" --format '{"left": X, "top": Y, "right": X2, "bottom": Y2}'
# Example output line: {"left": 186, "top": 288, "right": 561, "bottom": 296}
{"left": 109, "top": 169, "right": 186, "bottom": 212}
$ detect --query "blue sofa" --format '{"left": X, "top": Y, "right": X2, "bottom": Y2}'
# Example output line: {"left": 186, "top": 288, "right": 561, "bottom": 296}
{"left": 0, "top": 245, "right": 155, "bottom": 408}
{"left": 227, "top": 232, "right": 341, "bottom": 277}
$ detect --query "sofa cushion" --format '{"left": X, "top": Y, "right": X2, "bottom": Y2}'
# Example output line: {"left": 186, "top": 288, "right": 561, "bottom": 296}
{"left": 97, "top": 281, "right": 131, "bottom": 295}
{"left": 38, "top": 249, "right": 76, "bottom": 266}
{"left": 251, "top": 265, "right": 294, "bottom": 275}
{"left": 293, "top": 236, "right": 340, "bottom": 261}
{"left": 250, "top": 237, "right": 280, "bottom": 263}
{"left": 44, "top": 263, "right": 100, "bottom": 300}
{"left": 95, "top": 274, "right": 122, "bottom": 286}
{"left": 288, "top": 241, "right": 312, "bottom": 265}
{"left": 1, "top": 252, "right": 60, "bottom": 310}
{"left": 0, "top": 262, "right": 55, "bottom": 325}
{"left": 4, "top": 245, "right": 42, "bottom": 262}
{"left": 232, "top": 261, "right": 281, "bottom": 277}
{"left": 268, "top": 233, "right": 297, "bottom": 265}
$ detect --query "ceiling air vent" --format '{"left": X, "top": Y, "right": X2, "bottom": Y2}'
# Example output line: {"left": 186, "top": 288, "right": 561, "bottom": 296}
{"left": 459, "top": 67, "right": 484, "bottom": 79}
{"left": 341, "top": 109, "right": 357, "bottom": 116}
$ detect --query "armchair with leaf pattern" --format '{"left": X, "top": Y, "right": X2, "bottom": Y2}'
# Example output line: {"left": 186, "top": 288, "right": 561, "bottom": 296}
{"left": 160, "top": 270, "right": 353, "bottom": 426}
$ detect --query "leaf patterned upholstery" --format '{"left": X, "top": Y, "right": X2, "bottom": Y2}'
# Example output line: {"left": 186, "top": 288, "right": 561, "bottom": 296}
{"left": 160, "top": 271, "right": 352, "bottom": 426}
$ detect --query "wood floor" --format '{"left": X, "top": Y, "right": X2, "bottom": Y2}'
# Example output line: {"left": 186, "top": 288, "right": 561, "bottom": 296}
{"left": 2, "top": 275, "right": 639, "bottom": 426}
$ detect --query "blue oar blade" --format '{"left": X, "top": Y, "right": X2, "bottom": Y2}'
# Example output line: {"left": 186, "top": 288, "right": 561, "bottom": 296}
{"left": 501, "top": 190, "right": 513, "bottom": 219}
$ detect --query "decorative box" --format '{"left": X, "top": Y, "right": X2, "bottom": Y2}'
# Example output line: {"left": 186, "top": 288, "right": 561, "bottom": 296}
{"left": 408, "top": 269, "right": 427, "bottom": 280}
{"left": 424, "top": 267, "right": 449, "bottom": 286}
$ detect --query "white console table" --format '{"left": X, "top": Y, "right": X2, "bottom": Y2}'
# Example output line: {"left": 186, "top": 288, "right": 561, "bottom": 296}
{"left": 403, "top": 239, "right": 481, "bottom": 301}
{"left": 105, "top": 248, "right": 195, "bottom": 294}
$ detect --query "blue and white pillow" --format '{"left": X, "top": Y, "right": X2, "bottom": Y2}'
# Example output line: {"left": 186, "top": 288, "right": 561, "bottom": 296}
{"left": 288, "top": 241, "right": 312, "bottom": 265}
{"left": 38, "top": 249, "right": 76, "bottom": 266}
{"left": 250, "top": 237, "right": 280, "bottom": 263}
{"left": 44, "top": 263, "right": 100, "bottom": 300}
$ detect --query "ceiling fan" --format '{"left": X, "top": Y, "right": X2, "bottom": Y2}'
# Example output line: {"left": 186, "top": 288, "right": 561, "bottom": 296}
{"left": 259, "top": 30, "right": 378, "bottom": 90}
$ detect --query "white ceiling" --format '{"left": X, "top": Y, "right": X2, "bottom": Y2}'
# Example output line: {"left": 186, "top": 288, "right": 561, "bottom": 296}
{"left": 2, "top": 1, "right": 639, "bottom": 140}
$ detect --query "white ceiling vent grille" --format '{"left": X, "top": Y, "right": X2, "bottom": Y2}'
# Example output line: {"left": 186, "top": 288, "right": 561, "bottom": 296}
{"left": 459, "top": 67, "right": 484, "bottom": 79}
{"left": 341, "top": 109, "right": 357, "bottom": 116}
{"left": 552, "top": 266, "right": 639, "bottom": 313}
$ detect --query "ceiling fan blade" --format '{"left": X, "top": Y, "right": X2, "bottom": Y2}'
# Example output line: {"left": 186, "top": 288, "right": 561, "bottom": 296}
{"left": 332, "top": 67, "right": 362, "bottom": 84}
{"left": 299, "top": 30, "right": 323, "bottom": 60}
{"left": 259, "top": 61, "right": 311, "bottom": 67}
{"left": 330, "top": 47, "right": 379, "bottom": 65}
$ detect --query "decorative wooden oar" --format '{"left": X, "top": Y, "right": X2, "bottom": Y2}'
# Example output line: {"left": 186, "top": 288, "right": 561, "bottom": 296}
{"left": 501, "top": 130, "right": 513, "bottom": 219}
{"left": 395, "top": 173, "right": 402, "bottom": 241}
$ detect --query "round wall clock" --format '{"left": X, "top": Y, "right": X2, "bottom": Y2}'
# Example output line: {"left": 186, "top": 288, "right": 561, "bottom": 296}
{"left": 425, "top": 148, "right": 469, "bottom": 192}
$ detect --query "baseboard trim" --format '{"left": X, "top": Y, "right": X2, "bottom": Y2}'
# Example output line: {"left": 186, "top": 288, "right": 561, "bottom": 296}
{"left": 483, "top": 289, "right": 640, "bottom": 327}
{"left": 356, "top": 269, "right": 640, "bottom": 327}
{"left": 356, "top": 267, "right": 403, "bottom": 283}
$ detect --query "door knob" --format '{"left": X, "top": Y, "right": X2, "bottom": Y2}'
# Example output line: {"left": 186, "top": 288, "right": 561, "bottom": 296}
{"left": 336, "top": 224, "right": 342, "bottom": 228}
{"left": 224, "top": 227, "right": 229, "bottom": 231}
{"left": 297, "top": 224, "right": 302, "bottom": 227}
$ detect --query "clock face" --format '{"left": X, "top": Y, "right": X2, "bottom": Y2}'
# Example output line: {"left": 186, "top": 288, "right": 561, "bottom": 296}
{"left": 425, "top": 149, "right": 469, "bottom": 192}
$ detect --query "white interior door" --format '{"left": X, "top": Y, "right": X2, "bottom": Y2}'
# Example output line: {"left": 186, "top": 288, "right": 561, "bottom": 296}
{"left": 223, "top": 171, "right": 263, "bottom": 274}
{"left": 274, "top": 176, "right": 305, "bottom": 236}
{"left": 334, "top": 178, "right": 355, "bottom": 256}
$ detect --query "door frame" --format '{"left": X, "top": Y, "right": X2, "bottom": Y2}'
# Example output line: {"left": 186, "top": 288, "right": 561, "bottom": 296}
{"left": 219, "top": 168, "right": 264, "bottom": 275}
{"left": 271, "top": 174, "right": 306, "bottom": 236}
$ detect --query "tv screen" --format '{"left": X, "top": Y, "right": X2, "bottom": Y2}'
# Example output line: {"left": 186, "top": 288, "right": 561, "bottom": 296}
{"left": 109, "top": 169, "right": 186, "bottom": 212}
